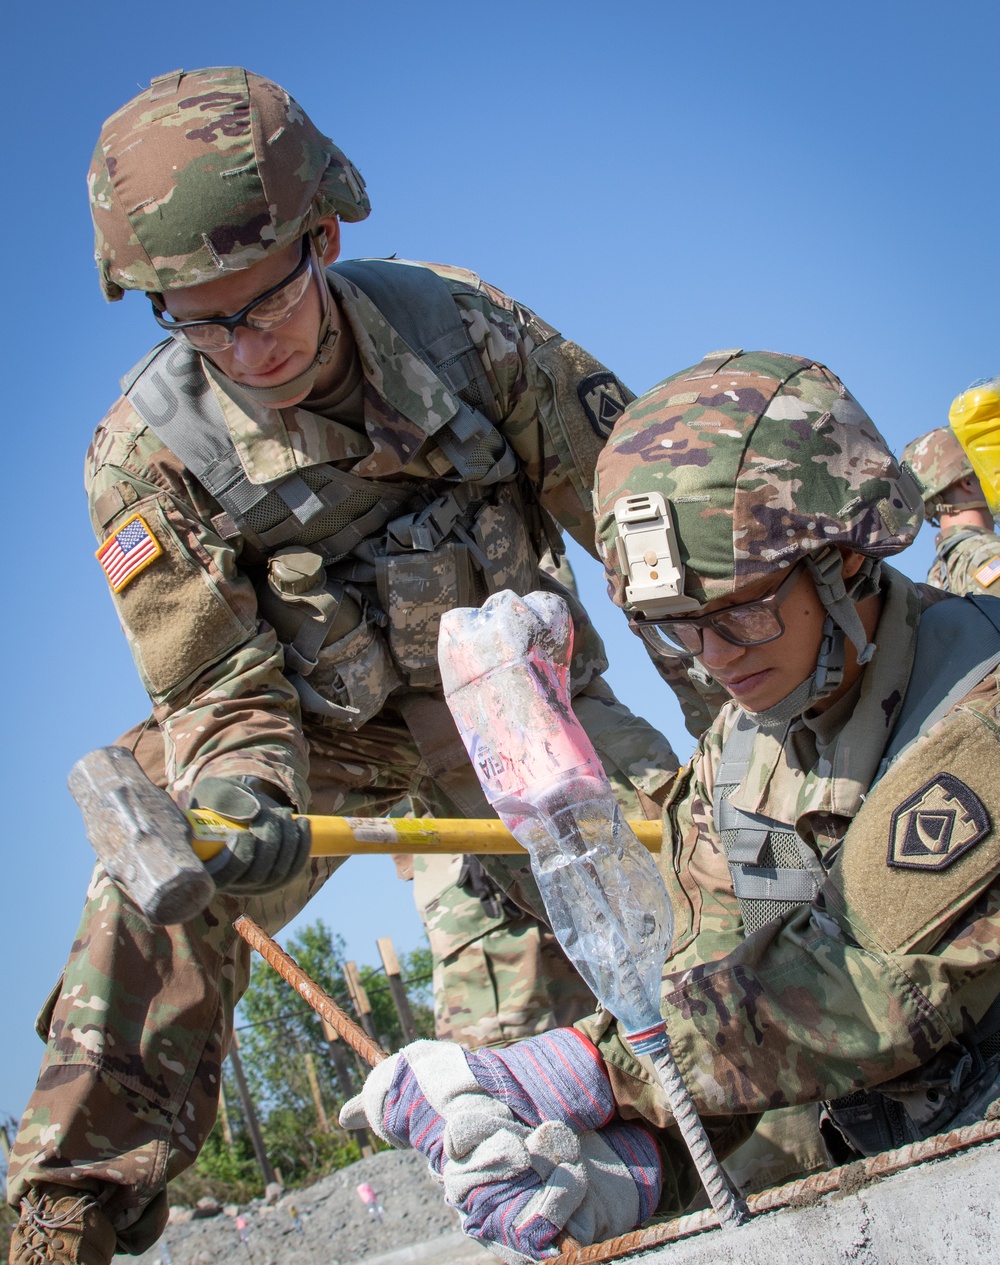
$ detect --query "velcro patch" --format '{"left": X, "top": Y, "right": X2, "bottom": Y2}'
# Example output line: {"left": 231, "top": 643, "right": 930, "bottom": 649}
{"left": 973, "top": 556, "right": 1000, "bottom": 589}
{"left": 887, "top": 773, "right": 990, "bottom": 871}
{"left": 96, "top": 513, "right": 162, "bottom": 592}
{"left": 828, "top": 704, "right": 1000, "bottom": 955}
{"left": 578, "top": 372, "right": 630, "bottom": 438}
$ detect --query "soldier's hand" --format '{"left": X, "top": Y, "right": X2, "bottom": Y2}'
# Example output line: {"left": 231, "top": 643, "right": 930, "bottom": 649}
{"left": 190, "top": 776, "right": 311, "bottom": 895}
{"left": 339, "top": 1031, "right": 661, "bottom": 1261}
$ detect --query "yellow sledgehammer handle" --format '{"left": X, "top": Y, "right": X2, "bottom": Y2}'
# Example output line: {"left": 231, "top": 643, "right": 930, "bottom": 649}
{"left": 187, "top": 809, "right": 662, "bottom": 862}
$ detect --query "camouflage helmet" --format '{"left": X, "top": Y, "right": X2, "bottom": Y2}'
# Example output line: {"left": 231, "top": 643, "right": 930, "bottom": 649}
{"left": 900, "top": 427, "right": 975, "bottom": 521}
{"left": 88, "top": 67, "right": 370, "bottom": 301}
{"left": 594, "top": 350, "right": 923, "bottom": 612}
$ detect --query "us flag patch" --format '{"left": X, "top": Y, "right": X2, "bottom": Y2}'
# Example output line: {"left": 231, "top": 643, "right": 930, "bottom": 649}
{"left": 96, "top": 514, "right": 162, "bottom": 592}
{"left": 973, "top": 556, "right": 1000, "bottom": 589}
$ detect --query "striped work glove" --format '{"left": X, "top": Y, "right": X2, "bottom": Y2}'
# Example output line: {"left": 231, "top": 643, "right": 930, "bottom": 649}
{"left": 340, "top": 1029, "right": 661, "bottom": 1262}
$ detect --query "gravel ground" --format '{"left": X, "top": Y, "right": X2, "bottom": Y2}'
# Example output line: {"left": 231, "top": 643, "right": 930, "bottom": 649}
{"left": 116, "top": 1151, "right": 494, "bottom": 1265}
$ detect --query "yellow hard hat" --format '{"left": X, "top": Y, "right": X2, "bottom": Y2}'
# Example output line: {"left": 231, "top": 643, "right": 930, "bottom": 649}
{"left": 949, "top": 376, "right": 1000, "bottom": 517}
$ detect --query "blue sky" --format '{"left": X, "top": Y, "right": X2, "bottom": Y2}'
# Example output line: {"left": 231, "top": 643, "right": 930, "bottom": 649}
{"left": 1, "top": 0, "right": 996, "bottom": 1123}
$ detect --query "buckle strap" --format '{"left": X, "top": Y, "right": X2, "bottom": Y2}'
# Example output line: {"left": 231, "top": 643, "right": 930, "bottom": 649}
{"left": 730, "top": 866, "right": 820, "bottom": 903}
{"left": 714, "top": 711, "right": 758, "bottom": 787}
{"left": 805, "top": 546, "right": 877, "bottom": 665}
{"left": 288, "top": 672, "right": 361, "bottom": 723}
{"left": 714, "top": 710, "right": 827, "bottom": 915}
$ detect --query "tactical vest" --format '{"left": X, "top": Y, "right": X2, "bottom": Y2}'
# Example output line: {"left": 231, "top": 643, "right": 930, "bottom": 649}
{"left": 121, "top": 260, "right": 575, "bottom": 733}
{"left": 713, "top": 595, "right": 1000, "bottom": 1153}
{"left": 712, "top": 714, "right": 827, "bottom": 937}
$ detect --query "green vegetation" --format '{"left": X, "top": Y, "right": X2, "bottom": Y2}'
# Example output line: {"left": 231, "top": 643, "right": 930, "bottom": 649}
{"left": 169, "top": 920, "right": 433, "bottom": 1205}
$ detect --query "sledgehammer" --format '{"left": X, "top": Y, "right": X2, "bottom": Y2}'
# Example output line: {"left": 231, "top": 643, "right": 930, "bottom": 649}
{"left": 67, "top": 745, "right": 661, "bottom": 925}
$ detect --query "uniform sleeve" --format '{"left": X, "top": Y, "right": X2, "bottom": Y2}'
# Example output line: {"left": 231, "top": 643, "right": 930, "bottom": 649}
{"left": 943, "top": 530, "right": 1000, "bottom": 596}
{"left": 585, "top": 684, "right": 1000, "bottom": 1124}
{"left": 87, "top": 398, "right": 310, "bottom": 807}
{"left": 452, "top": 281, "right": 634, "bottom": 557}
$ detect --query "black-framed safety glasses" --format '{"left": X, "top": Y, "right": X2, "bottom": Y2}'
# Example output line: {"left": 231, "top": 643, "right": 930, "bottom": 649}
{"left": 631, "top": 559, "right": 807, "bottom": 658}
{"left": 151, "top": 236, "right": 315, "bottom": 352}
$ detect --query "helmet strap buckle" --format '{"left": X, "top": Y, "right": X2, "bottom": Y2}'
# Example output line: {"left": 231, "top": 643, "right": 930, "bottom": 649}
{"left": 813, "top": 616, "right": 846, "bottom": 695}
{"left": 805, "top": 546, "right": 878, "bottom": 666}
{"left": 232, "top": 244, "right": 342, "bottom": 408}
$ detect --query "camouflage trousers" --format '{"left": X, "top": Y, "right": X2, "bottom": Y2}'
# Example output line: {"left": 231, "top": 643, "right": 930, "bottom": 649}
{"left": 718, "top": 1105, "right": 832, "bottom": 1198}
{"left": 412, "top": 854, "right": 596, "bottom": 1049}
{"left": 6, "top": 679, "right": 675, "bottom": 1253}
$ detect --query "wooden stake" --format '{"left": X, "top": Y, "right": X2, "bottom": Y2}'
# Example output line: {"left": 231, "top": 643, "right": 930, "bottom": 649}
{"left": 377, "top": 937, "right": 419, "bottom": 1044}
{"left": 320, "top": 1018, "right": 371, "bottom": 1153}
{"left": 218, "top": 1080, "right": 234, "bottom": 1147}
{"left": 343, "top": 960, "right": 379, "bottom": 1041}
{"left": 303, "top": 1051, "right": 330, "bottom": 1133}
{"left": 227, "top": 1033, "right": 280, "bottom": 1192}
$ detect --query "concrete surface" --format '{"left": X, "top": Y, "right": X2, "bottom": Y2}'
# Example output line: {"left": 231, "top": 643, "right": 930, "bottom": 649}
{"left": 629, "top": 1138, "right": 999, "bottom": 1264}
{"left": 361, "top": 1232, "right": 493, "bottom": 1265}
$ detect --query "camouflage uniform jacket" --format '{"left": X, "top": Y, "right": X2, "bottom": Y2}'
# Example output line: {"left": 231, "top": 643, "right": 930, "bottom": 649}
{"left": 87, "top": 263, "right": 624, "bottom": 808}
{"left": 927, "top": 524, "right": 1000, "bottom": 595}
{"left": 582, "top": 566, "right": 1000, "bottom": 1128}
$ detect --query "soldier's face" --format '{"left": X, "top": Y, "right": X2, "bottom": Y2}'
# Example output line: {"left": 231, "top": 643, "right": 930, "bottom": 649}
{"left": 160, "top": 218, "right": 341, "bottom": 407}
{"left": 694, "top": 552, "right": 865, "bottom": 712}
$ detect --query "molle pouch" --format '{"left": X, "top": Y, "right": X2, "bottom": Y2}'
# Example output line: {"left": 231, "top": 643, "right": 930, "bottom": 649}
{"left": 258, "top": 546, "right": 402, "bottom": 730}
{"left": 378, "top": 542, "right": 476, "bottom": 686}
{"left": 304, "top": 614, "right": 402, "bottom": 731}
{"left": 468, "top": 483, "right": 537, "bottom": 596}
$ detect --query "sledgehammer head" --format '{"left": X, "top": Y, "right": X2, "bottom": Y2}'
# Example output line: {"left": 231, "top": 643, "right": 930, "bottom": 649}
{"left": 68, "top": 746, "right": 214, "bottom": 925}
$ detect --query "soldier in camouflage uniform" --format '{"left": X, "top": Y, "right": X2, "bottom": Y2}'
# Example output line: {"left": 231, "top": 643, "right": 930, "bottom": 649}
{"left": 6, "top": 68, "right": 679, "bottom": 1264}
{"left": 343, "top": 351, "right": 1000, "bottom": 1261}
{"left": 901, "top": 425, "right": 1000, "bottom": 595}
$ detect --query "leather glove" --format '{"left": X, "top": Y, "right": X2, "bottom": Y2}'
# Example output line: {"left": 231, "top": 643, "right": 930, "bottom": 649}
{"left": 189, "top": 776, "right": 311, "bottom": 895}
{"left": 340, "top": 1030, "right": 661, "bottom": 1261}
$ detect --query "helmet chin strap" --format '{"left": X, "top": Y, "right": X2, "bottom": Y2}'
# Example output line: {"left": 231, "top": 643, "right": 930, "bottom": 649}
{"left": 233, "top": 238, "right": 341, "bottom": 408}
{"left": 741, "top": 547, "right": 881, "bottom": 730}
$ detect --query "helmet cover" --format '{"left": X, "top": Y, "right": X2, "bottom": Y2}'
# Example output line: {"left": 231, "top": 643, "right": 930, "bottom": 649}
{"left": 89, "top": 66, "right": 370, "bottom": 300}
{"left": 900, "top": 426, "right": 975, "bottom": 519}
{"left": 595, "top": 350, "right": 922, "bottom": 610}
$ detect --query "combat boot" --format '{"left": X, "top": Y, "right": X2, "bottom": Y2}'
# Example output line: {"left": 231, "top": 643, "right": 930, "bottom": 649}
{"left": 9, "top": 1185, "right": 116, "bottom": 1265}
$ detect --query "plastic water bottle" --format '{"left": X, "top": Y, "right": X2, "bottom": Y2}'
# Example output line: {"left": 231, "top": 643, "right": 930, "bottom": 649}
{"left": 439, "top": 590, "right": 671, "bottom": 1030}
{"left": 439, "top": 589, "right": 748, "bottom": 1228}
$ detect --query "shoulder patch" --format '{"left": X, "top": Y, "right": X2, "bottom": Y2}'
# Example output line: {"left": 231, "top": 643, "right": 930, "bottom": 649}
{"left": 578, "top": 371, "right": 630, "bottom": 438}
{"left": 973, "top": 556, "right": 1000, "bottom": 588}
{"left": 96, "top": 513, "right": 162, "bottom": 592}
{"left": 887, "top": 772, "right": 990, "bottom": 871}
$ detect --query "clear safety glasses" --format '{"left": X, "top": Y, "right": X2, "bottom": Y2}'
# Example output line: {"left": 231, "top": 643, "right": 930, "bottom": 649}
{"left": 151, "top": 237, "right": 315, "bottom": 352}
{"left": 631, "top": 560, "right": 806, "bottom": 658}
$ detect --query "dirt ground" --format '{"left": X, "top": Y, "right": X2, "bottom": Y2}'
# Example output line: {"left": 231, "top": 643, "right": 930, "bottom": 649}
{"left": 117, "top": 1150, "right": 494, "bottom": 1265}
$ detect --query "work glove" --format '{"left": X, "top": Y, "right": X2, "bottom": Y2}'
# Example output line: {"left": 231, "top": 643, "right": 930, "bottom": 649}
{"left": 340, "top": 1029, "right": 661, "bottom": 1262}
{"left": 189, "top": 776, "right": 311, "bottom": 895}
